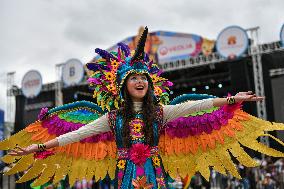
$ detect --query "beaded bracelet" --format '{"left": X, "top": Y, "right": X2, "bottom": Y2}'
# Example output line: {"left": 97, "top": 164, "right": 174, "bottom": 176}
{"left": 37, "top": 143, "right": 47, "bottom": 152}
{"left": 226, "top": 96, "right": 236, "bottom": 105}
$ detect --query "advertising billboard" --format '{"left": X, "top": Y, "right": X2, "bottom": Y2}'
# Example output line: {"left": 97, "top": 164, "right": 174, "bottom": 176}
{"left": 155, "top": 32, "right": 202, "bottom": 63}
{"left": 62, "top": 59, "right": 84, "bottom": 87}
{"left": 90, "top": 27, "right": 215, "bottom": 72}
{"left": 216, "top": 26, "right": 249, "bottom": 59}
{"left": 21, "top": 70, "right": 43, "bottom": 98}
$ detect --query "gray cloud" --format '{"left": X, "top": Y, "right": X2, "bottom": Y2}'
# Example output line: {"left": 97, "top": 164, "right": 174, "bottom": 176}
{"left": 0, "top": 0, "right": 283, "bottom": 116}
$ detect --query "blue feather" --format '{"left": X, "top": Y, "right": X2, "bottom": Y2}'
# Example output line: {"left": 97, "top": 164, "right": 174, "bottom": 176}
{"left": 48, "top": 101, "right": 104, "bottom": 114}
{"left": 170, "top": 93, "right": 216, "bottom": 105}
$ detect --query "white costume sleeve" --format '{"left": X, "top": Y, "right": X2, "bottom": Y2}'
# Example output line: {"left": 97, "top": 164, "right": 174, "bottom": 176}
{"left": 56, "top": 113, "right": 110, "bottom": 146}
{"left": 163, "top": 98, "right": 214, "bottom": 124}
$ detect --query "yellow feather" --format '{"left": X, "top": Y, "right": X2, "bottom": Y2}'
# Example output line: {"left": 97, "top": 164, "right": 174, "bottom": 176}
{"left": 240, "top": 138, "right": 284, "bottom": 157}
{"left": 68, "top": 157, "right": 84, "bottom": 186}
{"left": 95, "top": 159, "right": 108, "bottom": 180}
{"left": 4, "top": 154, "right": 34, "bottom": 175}
{"left": 215, "top": 147, "right": 241, "bottom": 179}
{"left": 176, "top": 155, "right": 193, "bottom": 178}
{"left": 229, "top": 142, "right": 259, "bottom": 167}
{"left": 101, "top": 100, "right": 105, "bottom": 111}
{"left": 207, "top": 151, "right": 226, "bottom": 175}
{"left": 74, "top": 157, "right": 88, "bottom": 181}
{"left": 107, "top": 158, "right": 116, "bottom": 179}
{"left": 263, "top": 121, "right": 284, "bottom": 132}
{"left": 114, "top": 99, "right": 119, "bottom": 109}
{"left": 86, "top": 160, "right": 97, "bottom": 181}
{"left": 106, "top": 97, "right": 111, "bottom": 112}
{"left": 31, "top": 155, "right": 58, "bottom": 187}
{"left": 1, "top": 154, "right": 18, "bottom": 164}
{"left": 53, "top": 154, "right": 73, "bottom": 184}
{"left": 0, "top": 130, "right": 31, "bottom": 150}
{"left": 16, "top": 158, "right": 49, "bottom": 183}
{"left": 196, "top": 153, "right": 211, "bottom": 181}
{"left": 96, "top": 91, "right": 102, "bottom": 104}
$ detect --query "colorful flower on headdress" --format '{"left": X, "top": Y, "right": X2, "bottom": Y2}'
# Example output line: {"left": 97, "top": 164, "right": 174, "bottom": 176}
{"left": 86, "top": 27, "right": 173, "bottom": 111}
{"left": 111, "top": 60, "right": 119, "bottom": 68}
{"left": 106, "top": 84, "right": 117, "bottom": 95}
{"left": 154, "top": 86, "right": 163, "bottom": 96}
{"left": 104, "top": 72, "right": 115, "bottom": 81}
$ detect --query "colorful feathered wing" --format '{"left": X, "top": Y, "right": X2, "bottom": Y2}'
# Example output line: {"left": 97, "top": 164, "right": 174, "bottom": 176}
{"left": 158, "top": 94, "right": 284, "bottom": 181}
{"left": 0, "top": 101, "right": 117, "bottom": 186}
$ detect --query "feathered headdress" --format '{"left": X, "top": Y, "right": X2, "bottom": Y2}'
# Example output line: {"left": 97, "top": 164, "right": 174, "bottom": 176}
{"left": 86, "top": 27, "right": 173, "bottom": 111}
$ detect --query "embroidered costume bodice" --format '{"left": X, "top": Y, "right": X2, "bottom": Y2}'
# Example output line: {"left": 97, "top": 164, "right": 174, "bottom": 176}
{"left": 131, "top": 102, "right": 146, "bottom": 143}
{"left": 129, "top": 114, "right": 145, "bottom": 144}
{"left": 109, "top": 102, "right": 162, "bottom": 149}
{"left": 110, "top": 102, "right": 166, "bottom": 188}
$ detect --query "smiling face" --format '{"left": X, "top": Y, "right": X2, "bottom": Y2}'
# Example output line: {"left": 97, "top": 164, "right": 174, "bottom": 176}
{"left": 126, "top": 73, "right": 149, "bottom": 102}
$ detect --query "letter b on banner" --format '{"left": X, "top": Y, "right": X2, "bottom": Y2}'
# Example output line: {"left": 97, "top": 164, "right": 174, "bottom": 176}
{"left": 62, "top": 59, "right": 84, "bottom": 87}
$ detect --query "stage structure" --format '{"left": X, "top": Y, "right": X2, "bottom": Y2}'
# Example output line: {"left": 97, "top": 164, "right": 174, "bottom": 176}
{"left": 5, "top": 72, "right": 16, "bottom": 138}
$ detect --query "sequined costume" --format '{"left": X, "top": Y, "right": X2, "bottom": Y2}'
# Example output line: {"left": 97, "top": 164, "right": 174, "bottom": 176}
{"left": 56, "top": 100, "right": 213, "bottom": 188}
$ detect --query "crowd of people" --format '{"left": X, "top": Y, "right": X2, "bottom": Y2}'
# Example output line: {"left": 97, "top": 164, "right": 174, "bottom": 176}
{"left": 190, "top": 156, "right": 284, "bottom": 189}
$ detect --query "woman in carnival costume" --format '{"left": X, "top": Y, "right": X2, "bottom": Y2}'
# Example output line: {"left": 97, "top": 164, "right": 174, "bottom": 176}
{"left": 2, "top": 27, "right": 284, "bottom": 189}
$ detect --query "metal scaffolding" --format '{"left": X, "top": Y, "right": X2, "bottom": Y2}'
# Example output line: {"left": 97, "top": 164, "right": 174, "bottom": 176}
{"left": 5, "top": 72, "right": 16, "bottom": 138}
{"left": 55, "top": 63, "right": 64, "bottom": 106}
{"left": 161, "top": 41, "right": 283, "bottom": 73}
{"left": 247, "top": 27, "right": 269, "bottom": 146}
{"left": 6, "top": 72, "right": 15, "bottom": 123}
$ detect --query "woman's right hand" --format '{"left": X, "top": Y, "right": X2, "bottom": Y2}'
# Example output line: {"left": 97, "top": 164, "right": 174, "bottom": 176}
{"left": 8, "top": 144, "right": 39, "bottom": 156}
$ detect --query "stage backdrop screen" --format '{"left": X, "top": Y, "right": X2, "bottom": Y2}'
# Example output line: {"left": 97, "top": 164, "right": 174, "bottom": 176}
{"left": 271, "top": 75, "right": 284, "bottom": 140}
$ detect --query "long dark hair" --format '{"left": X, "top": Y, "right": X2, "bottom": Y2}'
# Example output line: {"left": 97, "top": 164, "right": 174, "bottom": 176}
{"left": 120, "top": 79, "right": 158, "bottom": 148}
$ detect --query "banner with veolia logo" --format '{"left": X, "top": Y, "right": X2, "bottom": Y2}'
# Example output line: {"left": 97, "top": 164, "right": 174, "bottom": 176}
{"left": 155, "top": 32, "right": 203, "bottom": 63}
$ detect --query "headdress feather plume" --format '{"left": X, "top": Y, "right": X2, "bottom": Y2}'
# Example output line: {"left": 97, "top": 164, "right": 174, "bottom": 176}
{"left": 131, "top": 26, "right": 148, "bottom": 63}
{"left": 95, "top": 48, "right": 118, "bottom": 61}
{"left": 117, "top": 43, "right": 131, "bottom": 57}
{"left": 86, "top": 26, "right": 172, "bottom": 110}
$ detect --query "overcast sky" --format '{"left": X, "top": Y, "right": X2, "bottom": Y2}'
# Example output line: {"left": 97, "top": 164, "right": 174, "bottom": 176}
{"left": 0, "top": 0, "right": 283, "bottom": 119}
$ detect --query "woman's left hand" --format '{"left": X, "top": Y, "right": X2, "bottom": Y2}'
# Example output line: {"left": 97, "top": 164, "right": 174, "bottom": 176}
{"left": 233, "top": 91, "right": 265, "bottom": 103}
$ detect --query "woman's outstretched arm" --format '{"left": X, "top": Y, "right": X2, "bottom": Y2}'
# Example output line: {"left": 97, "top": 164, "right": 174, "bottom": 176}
{"left": 163, "top": 91, "right": 264, "bottom": 123}
{"left": 9, "top": 113, "right": 110, "bottom": 156}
